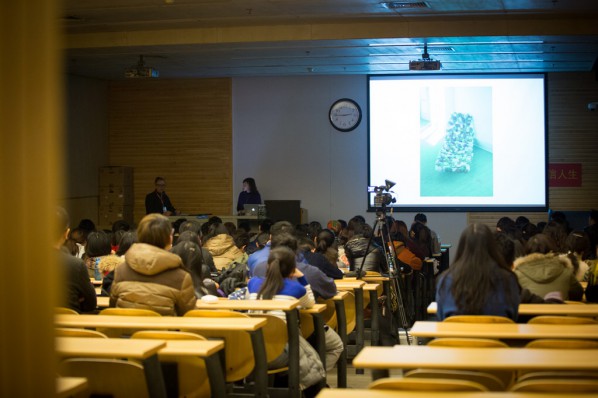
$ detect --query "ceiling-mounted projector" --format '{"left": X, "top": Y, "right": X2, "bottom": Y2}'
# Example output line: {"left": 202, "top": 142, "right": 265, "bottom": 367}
{"left": 409, "top": 43, "right": 441, "bottom": 71}
{"left": 124, "top": 55, "right": 159, "bottom": 78}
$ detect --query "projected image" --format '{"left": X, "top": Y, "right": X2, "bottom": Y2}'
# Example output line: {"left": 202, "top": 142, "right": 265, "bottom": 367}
{"left": 419, "top": 86, "right": 493, "bottom": 197}
{"left": 368, "top": 74, "right": 547, "bottom": 211}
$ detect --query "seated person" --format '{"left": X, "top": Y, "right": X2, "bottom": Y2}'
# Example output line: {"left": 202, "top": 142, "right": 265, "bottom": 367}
{"left": 110, "top": 213, "right": 196, "bottom": 315}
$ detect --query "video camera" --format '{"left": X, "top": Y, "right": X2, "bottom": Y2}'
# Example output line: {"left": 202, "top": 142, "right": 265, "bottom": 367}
{"left": 368, "top": 179, "right": 397, "bottom": 207}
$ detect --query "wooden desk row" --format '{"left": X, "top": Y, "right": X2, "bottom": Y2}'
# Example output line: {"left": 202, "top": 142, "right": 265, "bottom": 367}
{"left": 353, "top": 345, "right": 598, "bottom": 380}
{"left": 57, "top": 336, "right": 226, "bottom": 398}
{"left": 317, "top": 389, "right": 598, "bottom": 398}
{"left": 427, "top": 302, "right": 598, "bottom": 317}
{"left": 56, "top": 313, "right": 271, "bottom": 397}
{"left": 410, "top": 320, "right": 598, "bottom": 340}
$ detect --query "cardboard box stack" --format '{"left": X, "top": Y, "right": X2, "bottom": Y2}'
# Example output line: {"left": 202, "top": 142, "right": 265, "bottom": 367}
{"left": 98, "top": 166, "right": 134, "bottom": 228}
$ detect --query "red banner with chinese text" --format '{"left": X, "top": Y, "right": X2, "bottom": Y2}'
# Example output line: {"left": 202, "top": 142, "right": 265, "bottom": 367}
{"left": 548, "top": 163, "right": 582, "bottom": 187}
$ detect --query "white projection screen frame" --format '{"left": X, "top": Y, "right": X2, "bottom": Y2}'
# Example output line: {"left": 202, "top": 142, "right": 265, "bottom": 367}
{"left": 367, "top": 73, "right": 548, "bottom": 212}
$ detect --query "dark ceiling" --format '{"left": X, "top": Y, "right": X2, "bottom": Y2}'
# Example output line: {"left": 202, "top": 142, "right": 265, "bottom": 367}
{"left": 63, "top": 0, "right": 598, "bottom": 79}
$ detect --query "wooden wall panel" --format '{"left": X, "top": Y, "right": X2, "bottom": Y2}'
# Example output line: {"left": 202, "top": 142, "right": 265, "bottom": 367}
{"left": 467, "top": 72, "right": 598, "bottom": 228}
{"left": 108, "top": 78, "right": 232, "bottom": 226}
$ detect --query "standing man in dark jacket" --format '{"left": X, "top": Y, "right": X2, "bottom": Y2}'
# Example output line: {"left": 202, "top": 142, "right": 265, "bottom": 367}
{"left": 145, "top": 176, "right": 179, "bottom": 216}
{"left": 56, "top": 207, "right": 97, "bottom": 313}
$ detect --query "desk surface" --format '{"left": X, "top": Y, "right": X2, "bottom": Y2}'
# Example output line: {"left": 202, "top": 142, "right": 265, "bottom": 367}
{"left": 410, "top": 320, "right": 598, "bottom": 339}
{"left": 352, "top": 345, "right": 598, "bottom": 371}
{"left": 158, "top": 339, "right": 224, "bottom": 357}
{"left": 90, "top": 278, "right": 102, "bottom": 286}
{"left": 55, "top": 314, "right": 267, "bottom": 331}
{"left": 335, "top": 280, "right": 366, "bottom": 289}
{"left": 56, "top": 336, "right": 166, "bottom": 359}
{"left": 300, "top": 303, "right": 327, "bottom": 314}
{"left": 96, "top": 296, "right": 109, "bottom": 307}
{"left": 317, "top": 389, "right": 596, "bottom": 398}
{"left": 195, "top": 298, "right": 299, "bottom": 311}
{"left": 56, "top": 377, "right": 89, "bottom": 398}
{"left": 427, "top": 302, "right": 598, "bottom": 316}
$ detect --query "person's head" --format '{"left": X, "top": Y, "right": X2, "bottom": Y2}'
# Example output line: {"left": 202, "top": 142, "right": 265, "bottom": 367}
{"left": 171, "top": 240, "right": 203, "bottom": 276}
{"left": 348, "top": 215, "right": 366, "bottom": 232}
{"left": 307, "top": 221, "right": 322, "bottom": 240}
{"left": 77, "top": 218, "right": 96, "bottom": 233}
{"left": 520, "top": 222, "right": 538, "bottom": 242}
{"left": 271, "top": 232, "right": 298, "bottom": 251}
{"left": 177, "top": 230, "right": 202, "bottom": 246}
{"left": 494, "top": 232, "right": 516, "bottom": 267}
{"left": 515, "top": 216, "right": 530, "bottom": 230}
{"left": 496, "top": 217, "right": 516, "bottom": 233}
{"left": 111, "top": 219, "right": 131, "bottom": 233}
{"left": 442, "top": 224, "right": 516, "bottom": 314}
{"left": 315, "top": 229, "right": 336, "bottom": 253}
{"left": 112, "top": 229, "right": 126, "bottom": 247}
{"left": 116, "top": 231, "right": 138, "bottom": 256}
{"left": 258, "top": 246, "right": 297, "bottom": 299}
{"left": 224, "top": 221, "right": 237, "bottom": 236}
{"left": 85, "top": 231, "right": 112, "bottom": 258}
{"left": 565, "top": 230, "right": 591, "bottom": 258}
{"left": 233, "top": 230, "right": 250, "bottom": 251}
{"left": 68, "top": 228, "right": 87, "bottom": 245}
{"left": 297, "top": 236, "right": 316, "bottom": 252}
{"left": 242, "top": 177, "right": 258, "bottom": 193}
{"left": 542, "top": 221, "right": 568, "bottom": 252}
{"left": 589, "top": 209, "right": 598, "bottom": 226}
{"left": 326, "top": 220, "right": 342, "bottom": 236}
{"left": 137, "top": 213, "right": 173, "bottom": 249}
{"left": 178, "top": 220, "right": 202, "bottom": 235}
{"left": 205, "top": 222, "right": 229, "bottom": 241}
{"left": 237, "top": 221, "right": 251, "bottom": 234}
{"left": 255, "top": 232, "right": 270, "bottom": 248}
{"left": 414, "top": 213, "right": 427, "bottom": 225}
{"left": 259, "top": 219, "right": 273, "bottom": 234}
{"left": 56, "top": 207, "right": 70, "bottom": 246}
{"left": 154, "top": 177, "right": 167, "bottom": 193}
{"left": 410, "top": 222, "right": 431, "bottom": 244}
{"left": 270, "top": 221, "right": 295, "bottom": 238}
{"left": 524, "top": 233, "right": 556, "bottom": 255}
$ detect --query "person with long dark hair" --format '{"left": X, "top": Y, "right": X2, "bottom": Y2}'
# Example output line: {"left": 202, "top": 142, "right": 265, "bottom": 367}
{"left": 236, "top": 177, "right": 261, "bottom": 214}
{"left": 436, "top": 223, "right": 520, "bottom": 321}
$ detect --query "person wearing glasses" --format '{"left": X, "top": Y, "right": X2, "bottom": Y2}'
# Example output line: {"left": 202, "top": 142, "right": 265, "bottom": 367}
{"left": 145, "top": 176, "right": 179, "bottom": 215}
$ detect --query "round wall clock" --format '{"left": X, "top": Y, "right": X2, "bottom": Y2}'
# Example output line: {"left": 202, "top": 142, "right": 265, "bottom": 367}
{"left": 329, "top": 98, "right": 362, "bottom": 132}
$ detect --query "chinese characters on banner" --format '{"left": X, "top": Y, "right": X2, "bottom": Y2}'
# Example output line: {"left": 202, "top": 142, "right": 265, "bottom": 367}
{"left": 548, "top": 163, "right": 582, "bottom": 187}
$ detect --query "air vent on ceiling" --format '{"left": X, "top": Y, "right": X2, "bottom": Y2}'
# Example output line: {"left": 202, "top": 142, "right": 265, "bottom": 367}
{"left": 382, "top": 1, "right": 430, "bottom": 9}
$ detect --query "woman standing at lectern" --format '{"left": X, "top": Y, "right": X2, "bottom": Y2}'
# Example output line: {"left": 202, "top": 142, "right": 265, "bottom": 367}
{"left": 236, "top": 177, "right": 262, "bottom": 214}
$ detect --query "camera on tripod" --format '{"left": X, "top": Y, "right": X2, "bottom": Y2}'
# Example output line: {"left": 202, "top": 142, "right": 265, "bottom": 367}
{"left": 368, "top": 179, "right": 397, "bottom": 207}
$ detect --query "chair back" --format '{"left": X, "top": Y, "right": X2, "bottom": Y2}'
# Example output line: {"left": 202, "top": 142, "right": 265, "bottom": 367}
{"left": 404, "top": 369, "right": 505, "bottom": 391}
{"left": 443, "top": 315, "right": 515, "bottom": 324}
{"left": 184, "top": 309, "right": 255, "bottom": 382}
{"left": 99, "top": 308, "right": 162, "bottom": 317}
{"left": 132, "top": 331, "right": 210, "bottom": 398}
{"left": 510, "top": 379, "right": 598, "bottom": 393}
{"left": 59, "top": 358, "right": 149, "bottom": 398}
{"left": 425, "top": 337, "right": 513, "bottom": 387}
{"left": 369, "top": 377, "right": 488, "bottom": 392}
{"left": 317, "top": 297, "right": 338, "bottom": 329}
{"left": 428, "top": 338, "right": 507, "bottom": 348}
{"left": 528, "top": 315, "right": 598, "bottom": 324}
{"left": 55, "top": 328, "right": 108, "bottom": 338}
{"left": 517, "top": 371, "right": 598, "bottom": 384}
{"left": 98, "top": 307, "right": 162, "bottom": 337}
{"left": 525, "top": 338, "right": 598, "bottom": 349}
{"left": 343, "top": 290, "right": 357, "bottom": 335}
{"left": 54, "top": 307, "right": 79, "bottom": 315}
{"left": 246, "top": 313, "right": 288, "bottom": 365}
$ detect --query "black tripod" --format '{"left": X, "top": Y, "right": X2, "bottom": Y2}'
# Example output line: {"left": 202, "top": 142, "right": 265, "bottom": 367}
{"left": 356, "top": 207, "right": 414, "bottom": 345}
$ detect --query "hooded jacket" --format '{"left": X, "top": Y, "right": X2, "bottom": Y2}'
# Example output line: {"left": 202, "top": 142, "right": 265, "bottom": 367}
{"left": 110, "top": 243, "right": 196, "bottom": 315}
{"left": 513, "top": 252, "right": 583, "bottom": 301}
{"left": 344, "top": 236, "right": 386, "bottom": 273}
{"left": 203, "top": 233, "right": 245, "bottom": 270}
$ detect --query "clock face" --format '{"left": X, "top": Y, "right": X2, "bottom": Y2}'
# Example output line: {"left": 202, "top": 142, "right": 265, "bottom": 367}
{"left": 329, "top": 99, "right": 362, "bottom": 132}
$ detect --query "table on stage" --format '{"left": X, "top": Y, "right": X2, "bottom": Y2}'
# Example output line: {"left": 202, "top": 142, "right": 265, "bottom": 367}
{"left": 352, "top": 345, "right": 598, "bottom": 380}
{"left": 409, "top": 320, "right": 598, "bottom": 340}
{"left": 427, "top": 302, "right": 598, "bottom": 317}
